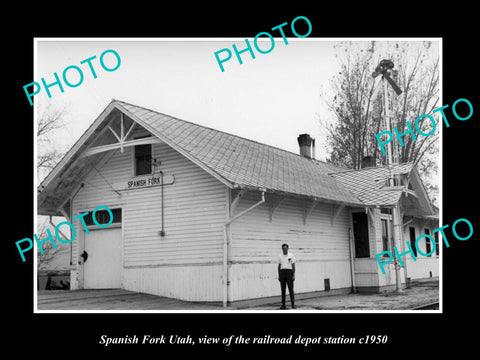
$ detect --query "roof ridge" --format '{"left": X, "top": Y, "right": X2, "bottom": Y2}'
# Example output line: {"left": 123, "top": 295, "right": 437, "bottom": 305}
{"left": 328, "top": 162, "right": 414, "bottom": 175}
{"left": 113, "top": 99, "right": 342, "bottom": 169}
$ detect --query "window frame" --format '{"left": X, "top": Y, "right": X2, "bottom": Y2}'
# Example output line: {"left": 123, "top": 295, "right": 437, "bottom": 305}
{"left": 409, "top": 226, "right": 418, "bottom": 257}
{"left": 132, "top": 138, "right": 153, "bottom": 177}
{"left": 424, "top": 228, "right": 432, "bottom": 257}
{"left": 82, "top": 208, "right": 122, "bottom": 230}
{"left": 352, "top": 211, "right": 370, "bottom": 258}
{"left": 379, "top": 210, "right": 392, "bottom": 255}
{"left": 381, "top": 218, "right": 390, "bottom": 253}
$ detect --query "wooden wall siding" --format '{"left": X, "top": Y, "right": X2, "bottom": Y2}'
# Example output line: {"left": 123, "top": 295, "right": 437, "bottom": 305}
{"left": 402, "top": 218, "right": 440, "bottom": 280}
{"left": 353, "top": 258, "right": 380, "bottom": 287}
{"left": 371, "top": 209, "right": 401, "bottom": 286}
{"left": 227, "top": 192, "right": 353, "bottom": 299}
{"left": 122, "top": 143, "right": 226, "bottom": 268}
{"left": 371, "top": 216, "right": 439, "bottom": 286}
{"left": 405, "top": 257, "right": 439, "bottom": 279}
{"left": 71, "top": 126, "right": 227, "bottom": 273}
{"left": 229, "top": 193, "right": 352, "bottom": 264}
{"left": 123, "top": 264, "right": 223, "bottom": 301}
{"left": 70, "top": 150, "right": 123, "bottom": 264}
{"left": 229, "top": 260, "right": 351, "bottom": 301}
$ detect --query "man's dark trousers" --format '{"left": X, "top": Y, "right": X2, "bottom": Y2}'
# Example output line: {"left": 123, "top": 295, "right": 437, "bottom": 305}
{"left": 279, "top": 269, "right": 295, "bottom": 308}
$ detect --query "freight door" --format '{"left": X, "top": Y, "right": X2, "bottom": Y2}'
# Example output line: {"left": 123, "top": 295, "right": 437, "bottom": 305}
{"left": 84, "top": 227, "right": 122, "bottom": 289}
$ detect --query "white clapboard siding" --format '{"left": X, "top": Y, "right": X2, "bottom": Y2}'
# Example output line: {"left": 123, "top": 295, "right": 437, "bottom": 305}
{"left": 229, "top": 193, "right": 351, "bottom": 263}
{"left": 71, "top": 131, "right": 227, "bottom": 271}
{"left": 402, "top": 218, "right": 440, "bottom": 280}
{"left": 227, "top": 192, "right": 353, "bottom": 299}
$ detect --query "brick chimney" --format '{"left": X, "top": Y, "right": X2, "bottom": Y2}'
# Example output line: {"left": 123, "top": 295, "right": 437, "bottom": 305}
{"left": 361, "top": 155, "right": 376, "bottom": 168}
{"left": 297, "top": 134, "right": 315, "bottom": 159}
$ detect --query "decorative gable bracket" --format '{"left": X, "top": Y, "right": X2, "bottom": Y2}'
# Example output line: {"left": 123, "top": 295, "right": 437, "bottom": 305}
{"left": 82, "top": 113, "right": 161, "bottom": 158}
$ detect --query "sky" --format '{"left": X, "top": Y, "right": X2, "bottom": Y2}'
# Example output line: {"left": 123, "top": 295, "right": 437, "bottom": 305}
{"left": 35, "top": 38, "right": 345, "bottom": 161}
{"left": 35, "top": 38, "right": 440, "bottom": 168}
{"left": 34, "top": 37, "right": 441, "bottom": 233}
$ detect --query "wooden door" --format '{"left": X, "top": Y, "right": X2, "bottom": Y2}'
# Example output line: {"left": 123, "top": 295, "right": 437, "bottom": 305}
{"left": 84, "top": 227, "right": 122, "bottom": 289}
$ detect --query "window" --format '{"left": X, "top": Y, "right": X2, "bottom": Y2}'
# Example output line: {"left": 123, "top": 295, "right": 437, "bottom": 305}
{"left": 353, "top": 212, "right": 370, "bottom": 258}
{"left": 381, "top": 219, "right": 389, "bottom": 252}
{"left": 409, "top": 227, "right": 417, "bottom": 257}
{"left": 425, "top": 228, "right": 432, "bottom": 257}
{"left": 134, "top": 144, "right": 152, "bottom": 176}
{"left": 434, "top": 231, "right": 439, "bottom": 256}
{"left": 84, "top": 208, "right": 122, "bottom": 226}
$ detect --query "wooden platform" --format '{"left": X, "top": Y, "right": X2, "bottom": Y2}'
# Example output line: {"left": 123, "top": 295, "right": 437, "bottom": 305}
{"left": 37, "top": 289, "right": 223, "bottom": 310}
{"left": 37, "top": 279, "right": 439, "bottom": 311}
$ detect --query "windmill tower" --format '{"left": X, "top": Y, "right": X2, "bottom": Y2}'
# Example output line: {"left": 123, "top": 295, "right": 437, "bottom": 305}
{"left": 372, "top": 59, "right": 404, "bottom": 292}
{"left": 372, "top": 59, "right": 403, "bottom": 165}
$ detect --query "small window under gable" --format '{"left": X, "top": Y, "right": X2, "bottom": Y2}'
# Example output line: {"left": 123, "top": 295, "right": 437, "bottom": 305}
{"left": 131, "top": 133, "right": 152, "bottom": 177}
{"left": 134, "top": 143, "right": 152, "bottom": 176}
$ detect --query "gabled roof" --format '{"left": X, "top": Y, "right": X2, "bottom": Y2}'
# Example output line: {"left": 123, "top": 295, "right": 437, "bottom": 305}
{"left": 38, "top": 100, "right": 437, "bottom": 218}
{"left": 38, "top": 100, "right": 363, "bottom": 215}
{"left": 329, "top": 163, "right": 435, "bottom": 216}
{"left": 329, "top": 163, "right": 414, "bottom": 207}
{"left": 116, "top": 101, "right": 362, "bottom": 204}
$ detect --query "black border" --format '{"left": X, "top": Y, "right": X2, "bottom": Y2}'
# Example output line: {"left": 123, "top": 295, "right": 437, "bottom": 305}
{"left": 6, "top": 4, "right": 478, "bottom": 355}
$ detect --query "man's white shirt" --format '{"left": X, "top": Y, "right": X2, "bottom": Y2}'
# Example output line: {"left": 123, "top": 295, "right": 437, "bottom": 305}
{"left": 278, "top": 252, "right": 295, "bottom": 270}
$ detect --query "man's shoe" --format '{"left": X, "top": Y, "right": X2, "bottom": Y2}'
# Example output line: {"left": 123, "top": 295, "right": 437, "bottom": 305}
{"left": 279, "top": 306, "right": 286, "bottom": 309}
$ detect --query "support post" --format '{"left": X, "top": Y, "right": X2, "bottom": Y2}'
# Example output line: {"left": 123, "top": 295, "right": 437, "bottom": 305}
{"left": 120, "top": 113, "right": 124, "bottom": 153}
{"left": 348, "top": 227, "right": 357, "bottom": 293}
{"left": 223, "top": 190, "right": 265, "bottom": 307}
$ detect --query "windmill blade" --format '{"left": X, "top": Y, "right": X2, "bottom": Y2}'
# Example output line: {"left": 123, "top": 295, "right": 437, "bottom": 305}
{"left": 384, "top": 73, "right": 403, "bottom": 95}
{"left": 371, "top": 76, "right": 383, "bottom": 101}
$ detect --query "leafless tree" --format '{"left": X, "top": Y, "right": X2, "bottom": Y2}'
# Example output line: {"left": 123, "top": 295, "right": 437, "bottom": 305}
{"left": 319, "top": 41, "right": 439, "bottom": 204}
{"left": 37, "top": 104, "right": 69, "bottom": 269}
{"left": 37, "top": 104, "right": 67, "bottom": 181}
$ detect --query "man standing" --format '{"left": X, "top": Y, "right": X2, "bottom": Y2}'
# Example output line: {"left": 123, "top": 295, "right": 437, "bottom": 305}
{"left": 278, "top": 243, "right": 295, "bottom": 309}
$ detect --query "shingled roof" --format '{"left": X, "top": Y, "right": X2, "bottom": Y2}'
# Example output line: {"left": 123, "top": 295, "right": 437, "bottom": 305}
{"left": 39, "top": 100, "right": 430, "bottom": 215}
{"left": 329, "top": 163, "right": 414, "bottom": 207}
{"left": 115, "top": 100, "right": 362, "bottom": 206}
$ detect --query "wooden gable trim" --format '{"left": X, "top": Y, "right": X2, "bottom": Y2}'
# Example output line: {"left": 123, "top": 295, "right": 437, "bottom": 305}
{"left": 39, "top": 100, "right": 118, "bottom": 192}
{"left": 107, "top": 125, "right": 121, "bottom": 142}
{"left": 114, "top": 102, "right": 234, "bottom": 189}
{"left": 82, "top": 137, "right": 162, "bottom": 157}
{"left": 408, "top": 168, "right": 434, "bottom": 214}
{"left": 403, "top": 189, "right": 418, "bottom": 198}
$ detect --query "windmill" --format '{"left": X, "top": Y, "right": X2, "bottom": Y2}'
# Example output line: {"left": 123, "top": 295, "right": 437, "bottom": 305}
{"left": 372, "top": 59, "right": 404, "bottom": 292}
{"left": 372, "top": 59, "right": 402, "bottom": 165}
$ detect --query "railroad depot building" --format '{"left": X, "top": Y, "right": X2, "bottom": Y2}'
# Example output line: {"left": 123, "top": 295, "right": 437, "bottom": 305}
{"left": 37, "top": 100, "right": 439, "bottom": 305}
